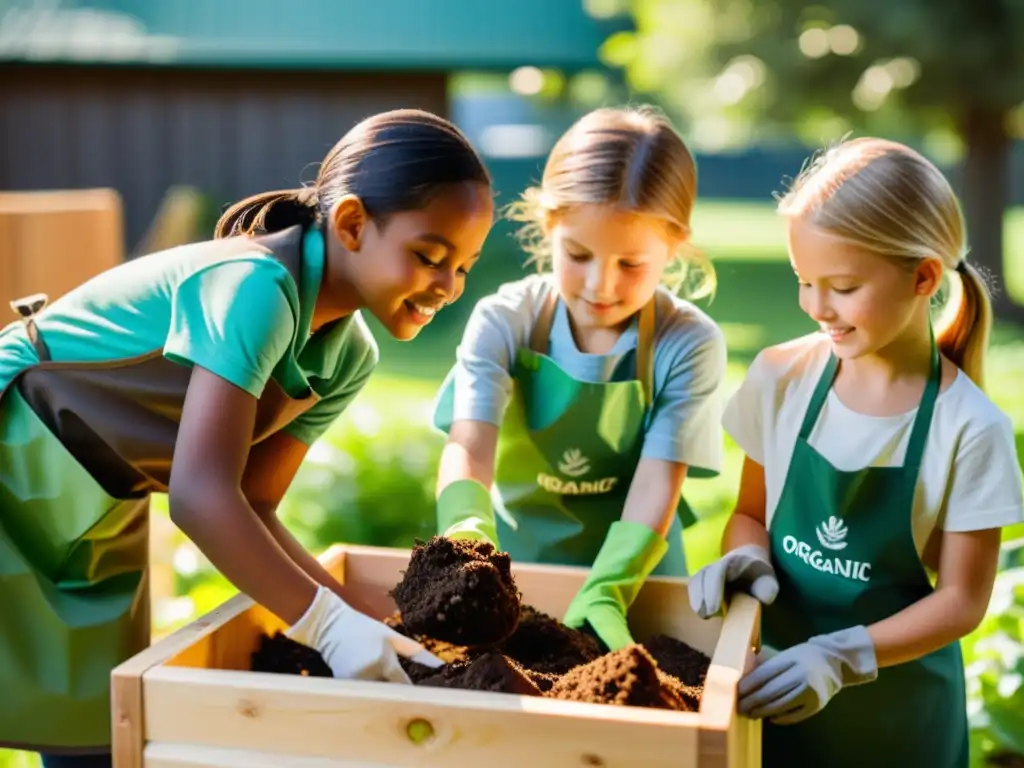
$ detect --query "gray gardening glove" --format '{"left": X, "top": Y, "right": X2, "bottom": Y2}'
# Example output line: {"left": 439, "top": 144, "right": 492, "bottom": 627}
{"left": 687, "top": 544, "right": 779, "bottom": 619}
{"left": 738, "top": 625, "right": 878, "bottom": 724}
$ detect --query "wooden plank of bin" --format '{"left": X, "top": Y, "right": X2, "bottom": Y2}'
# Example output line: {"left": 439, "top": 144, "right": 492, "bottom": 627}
{"left": 141, "top": 665, "right": 702, "bottom": 767}
{"left": 144, "top": 742, "right": 379, "bottom": 767}
{"left": 698, "top": 594, "right": 761, "bottom": 767}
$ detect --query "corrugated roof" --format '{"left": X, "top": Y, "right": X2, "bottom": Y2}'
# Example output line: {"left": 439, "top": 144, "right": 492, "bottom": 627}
{"left": 0, "top": 0, "right": 629, "bottom": 70}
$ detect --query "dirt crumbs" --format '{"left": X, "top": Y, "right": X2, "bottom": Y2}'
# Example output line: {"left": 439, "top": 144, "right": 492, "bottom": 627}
{"left": 643, "top": 634, "right": 711, "bottom": 687}
{"left": 418, "top": 652, "right": 543, "bottom": 696}
{"left": 548, "top": 645, "right": 688, "bottom": 710}
{"left": 496, "top": 605, "right": 604, "bottom": 675}
{"left": 251, "top": 631, "right": 332, "bottom": 678}
{"left": 386, "top": 612, "right": 472, "bottom": 665}
{"left": 389, "top": 536, "right": 521, "bottom": 646}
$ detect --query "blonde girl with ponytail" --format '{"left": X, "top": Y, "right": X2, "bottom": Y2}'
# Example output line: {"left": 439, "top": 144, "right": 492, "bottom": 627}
{"left": 686, "top": 137, "right": 1023, "bottom": 768}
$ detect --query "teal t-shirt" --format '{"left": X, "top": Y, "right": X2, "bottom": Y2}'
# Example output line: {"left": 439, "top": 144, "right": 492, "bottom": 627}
{"left": 0, "top": 227, "right": 377, "bottom": 446}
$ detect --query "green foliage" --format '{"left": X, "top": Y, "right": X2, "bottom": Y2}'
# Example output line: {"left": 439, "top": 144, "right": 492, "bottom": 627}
{"left": 607, "top": 0, "right": 1024, "bottom": 148}
{"left": 965, "top": 542, "right": 1024, "bottom": 767}
{"left": 275, "top": 379, "right": 444, "bottom": 551}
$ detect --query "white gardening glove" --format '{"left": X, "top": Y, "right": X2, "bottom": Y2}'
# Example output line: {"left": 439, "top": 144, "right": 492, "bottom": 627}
{"left": 688, "top": 544, "right": 779, "bottom": 619}
{"left": 738, "top": 625, "right": 878, "bottom": 724}
{"left": 286, "top": 586, "right": 444, "bottom": 684}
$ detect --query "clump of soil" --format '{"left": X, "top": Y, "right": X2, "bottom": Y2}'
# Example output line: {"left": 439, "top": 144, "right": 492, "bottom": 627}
{"left": 547, "top": 645, "right": 688, "bottom": 710}
{"left": 386, "top": 612, "right": 472, "bottom": 665}
{"left": 656, "top": 670, "right": 703, "bottom": 712}
{"left": 644, "top": 634, "right": 711, "bottom": 688}
{"left": 251, "top": 631, "right": 332, "bottom": 678}
{"left": 417, "top": 652, "right": 543, "bottom": 696}
{"left": 390, "top": 536, "right": 521, "bottom": 646}
{"left": 496, "top": 605, "right": 604, "bottom": 675}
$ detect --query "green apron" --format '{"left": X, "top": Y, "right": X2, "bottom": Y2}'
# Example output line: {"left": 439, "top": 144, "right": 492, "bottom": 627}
{"left": 435, "top": 289, "right": 694, "bottom": 576}
{"left": 0, "top": 226, "right": 320, "bottom": 754}
{"left": 762, "top": 334, "right": 969, "bottom": 767}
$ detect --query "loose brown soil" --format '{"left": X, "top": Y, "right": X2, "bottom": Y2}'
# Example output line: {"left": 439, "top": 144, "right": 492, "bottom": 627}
{"left": 389, "top": 537, "right": 522, "bottom": 646}
{"left": 643, "top": 634, "right": 711, "bottom": 688}
{"left": 496, "top": 605, "right": 604, "bottom": 675}
{"left": 252, "top": 631, "right": 332, "bottom": 678}
{"left": 547, "top": 645, "right": 683, "bottom": 709}
{"left": 417, "top": 652, "right": 543, "bottom": 696}
{"left": 251, "top": 540, "right": 712, "bottom": 712}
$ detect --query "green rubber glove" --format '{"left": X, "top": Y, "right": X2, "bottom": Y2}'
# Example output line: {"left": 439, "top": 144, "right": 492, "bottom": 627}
{"left": 562, "top": 520, "right": 669, "bottom": 651}
{"left": 436, "top": 478, "right": 500, "bottom": 548}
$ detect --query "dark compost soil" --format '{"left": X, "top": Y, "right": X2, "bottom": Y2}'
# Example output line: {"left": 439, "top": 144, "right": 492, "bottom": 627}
{"left": 251, "top": 631, "right": 332, "bottom": 678}
{"left": 251, "top": 540, "right": 712, "bottom": 712}
{"left": 388, "top": 537, "right": 522, "bottom": 646}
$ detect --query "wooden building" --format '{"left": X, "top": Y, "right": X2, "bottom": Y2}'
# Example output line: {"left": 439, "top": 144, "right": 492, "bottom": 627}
{"left": 0, "top": 0, "right": 626, "bottom": 250}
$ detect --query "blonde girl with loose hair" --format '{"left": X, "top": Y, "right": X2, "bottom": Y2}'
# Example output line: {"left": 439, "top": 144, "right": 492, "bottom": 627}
{"left": 687, "top": 137, "right": 1023, "bottom": 768}
{"left": 431, "top": 105, "right": 728, "bottom": 653}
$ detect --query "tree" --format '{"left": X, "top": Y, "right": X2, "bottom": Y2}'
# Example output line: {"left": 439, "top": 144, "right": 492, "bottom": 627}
{"left": 597, "top": 0, "right": 1024, "bottom": 321}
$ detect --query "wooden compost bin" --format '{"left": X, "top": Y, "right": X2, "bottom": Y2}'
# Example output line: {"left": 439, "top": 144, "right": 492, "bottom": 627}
{"left": 0, "top": 189, "right": 124, "bottom": 307}
{"left": 112, "top": 544, "right": 762, "bottom": 768}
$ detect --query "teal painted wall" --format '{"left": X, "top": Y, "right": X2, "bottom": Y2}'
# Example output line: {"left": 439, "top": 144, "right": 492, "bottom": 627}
{"left": 0, "top": 0, "right": 630, "bottom": 70}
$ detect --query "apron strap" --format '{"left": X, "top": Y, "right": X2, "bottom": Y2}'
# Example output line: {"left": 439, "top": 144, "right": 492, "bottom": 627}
{"left": 528, "top": 286, "right": 559, "bottom": 355}
{"left": 9, "top": 292, "right": 51, "bottom": 362}
{"left": 527, "top": 284, "right": 657, "bottom": 407}
{"left": 798, "top": 350, "right": 839, "bottom": 441}
{"left": 635, "top": 299, "right": 656, "bottom": 406}
{"left": 798, "top": 329, "right": 942, "bottom": 467}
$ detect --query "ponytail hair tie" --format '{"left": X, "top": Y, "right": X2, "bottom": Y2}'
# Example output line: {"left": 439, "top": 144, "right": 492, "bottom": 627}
{"left": 296, "top": 187, "right": 320, "bottom": 209}
{"left": 956, "top": 260, "right": 968, "bottom": 275}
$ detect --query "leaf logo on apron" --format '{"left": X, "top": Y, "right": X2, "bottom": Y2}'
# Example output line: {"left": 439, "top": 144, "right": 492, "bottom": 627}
{"left": 537, "top": 446, "right": 620, "bottom": 496}
{"left": 780, "top": 514, "right": 872, "bottom": 583}
{"left": 557, "top": 447, "right": 589, "bottom": 477}
{"left": 816, "top": 515, "right": 849, "bottom": 550}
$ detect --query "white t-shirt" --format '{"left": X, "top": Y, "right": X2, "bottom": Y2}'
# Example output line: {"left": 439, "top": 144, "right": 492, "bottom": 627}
{"left": 723, "top": 332, "right": 1024, "bottom": 560}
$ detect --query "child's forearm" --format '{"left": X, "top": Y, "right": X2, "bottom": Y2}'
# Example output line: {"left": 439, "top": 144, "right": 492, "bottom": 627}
{"left": 868, "top": 527, "right": 1000, "bottom": 667}
{"left": 620, "top": 458, "right": 686, "bottom": 538}
{"left": 722, "top": 511, "right": 771, "bottom": 554}
{"left": 259, "top": 514, "right": 388, "bottom": 618}
{"left": 170, "top": 487, "right": 318, "bottom": 626}
{"left": 436, "top": 420, "right": 499, "bottom": 493}
{"left": 867, "top": 586, "right": 984, "bottom": 668}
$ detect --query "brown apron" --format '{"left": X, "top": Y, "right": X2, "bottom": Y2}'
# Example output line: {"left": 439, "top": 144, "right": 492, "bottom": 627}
{"left": 0, "top": 225, "right": 320, "bottom": 753}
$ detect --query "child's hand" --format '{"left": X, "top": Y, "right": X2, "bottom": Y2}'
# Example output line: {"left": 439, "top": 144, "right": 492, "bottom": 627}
{"left": 687, "top": 544, "right": 779, "bottom": 619}
{"left": 563, "top": 597, "right": 635, "bottom": 651}
{"left": 563, "top": 520, "right": 668, "bottom": 652}
{"left": 287, "top": 586, "right": 444, "bottom": 683}
{"left": 437, "top": 479, "right": 500, "bottom": 549}
{"left": 737, "top": 626, "right": 877, "bottom": 724}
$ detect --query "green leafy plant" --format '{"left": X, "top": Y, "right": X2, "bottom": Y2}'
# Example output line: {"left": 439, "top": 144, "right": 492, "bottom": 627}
{"left": 964, "top": 541, "right": 1024, "bottom": 767}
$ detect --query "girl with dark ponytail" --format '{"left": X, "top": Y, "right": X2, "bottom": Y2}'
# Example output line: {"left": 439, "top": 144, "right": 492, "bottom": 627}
{"left": 0, "top": 108, "right": 494, "bottom": 767}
